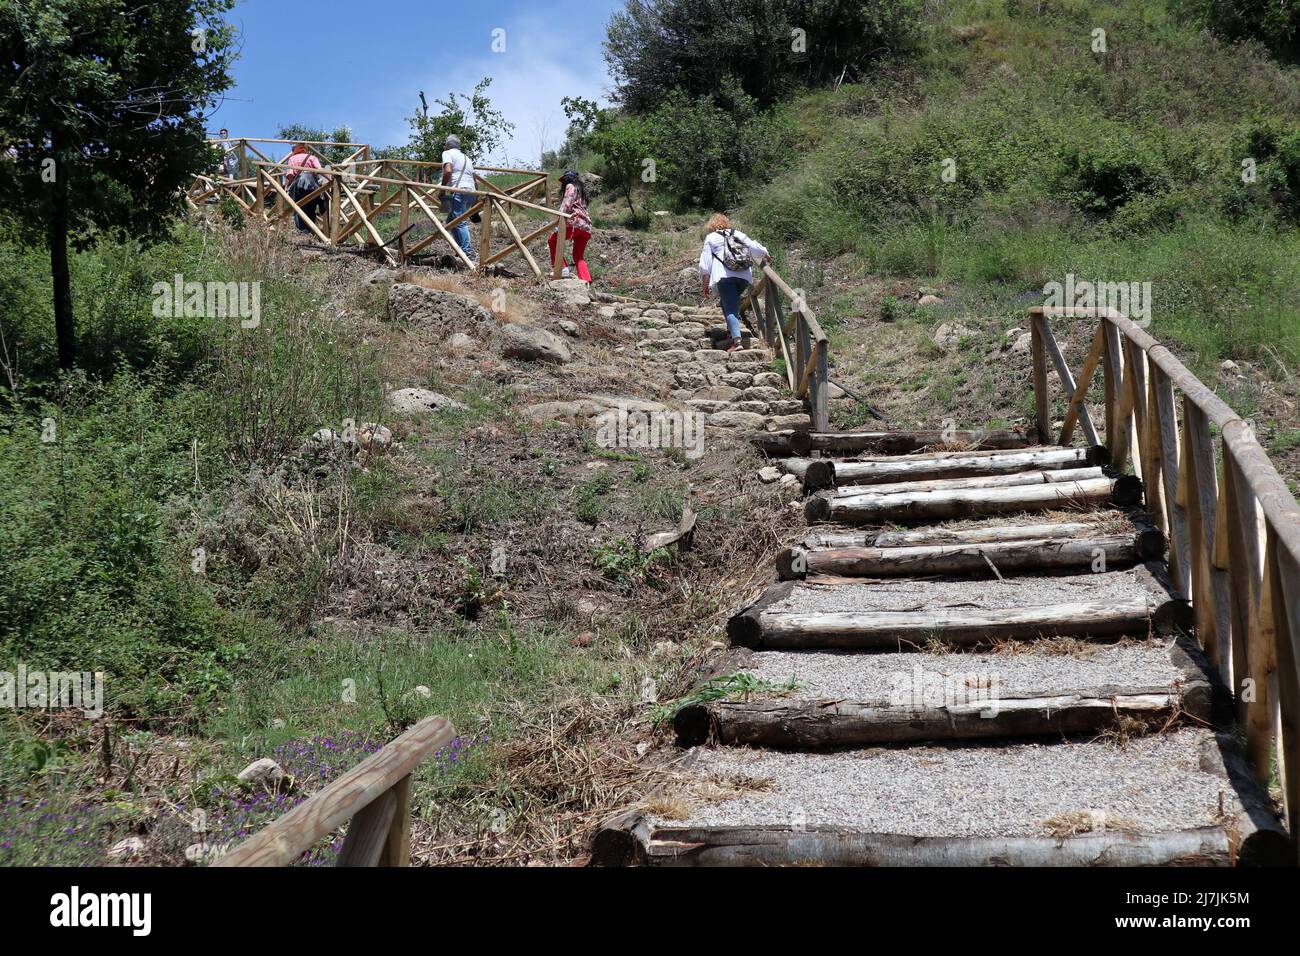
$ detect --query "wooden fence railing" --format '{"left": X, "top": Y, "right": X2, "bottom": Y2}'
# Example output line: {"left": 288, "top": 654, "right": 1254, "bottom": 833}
{"left": 217, "top": 715, "right": 456, "bottom": 867}
{"left": 741, "top": 264, "right": 830, "bottom": 431}
{"left": 191, "top": 139, "right": 567, "bottom": 276}
{"left": 1030, "top": 305, "right": 1300, "bottom": 847}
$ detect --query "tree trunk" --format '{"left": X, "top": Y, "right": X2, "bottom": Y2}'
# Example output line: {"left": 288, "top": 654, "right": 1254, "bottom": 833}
{"left": 48, "top": 171, "right": 75, "bottom": 369}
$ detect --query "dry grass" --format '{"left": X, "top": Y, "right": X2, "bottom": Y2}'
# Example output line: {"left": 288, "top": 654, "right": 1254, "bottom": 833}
{"left": 397, "top": 268, "right": 537, "bottom": 325}
{"left": 1041, "top": 809, "right": 1141, "bottom": 839}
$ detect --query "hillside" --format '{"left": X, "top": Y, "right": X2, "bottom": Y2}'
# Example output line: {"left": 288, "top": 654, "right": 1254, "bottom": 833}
{"left": 2, "top": 0, "right": 1299, "bottom": 869}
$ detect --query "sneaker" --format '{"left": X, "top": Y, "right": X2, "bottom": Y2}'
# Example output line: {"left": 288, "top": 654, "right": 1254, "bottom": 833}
{"left": 561, "top": 266, "right": 571, "bottom": 278}
{"left": 726, "top": 338, "right": 744, "bottom": 353}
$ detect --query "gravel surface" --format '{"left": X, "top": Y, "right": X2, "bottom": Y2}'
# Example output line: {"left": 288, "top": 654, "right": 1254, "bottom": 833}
{"left": 739, "top": 639, "right": 1188, "bottom": 702}
{"left": 770, "top": 568, "right": 1168, "bottom": 614}
{"left": 656, "top": 730, "right": 1237, "bottom": 837}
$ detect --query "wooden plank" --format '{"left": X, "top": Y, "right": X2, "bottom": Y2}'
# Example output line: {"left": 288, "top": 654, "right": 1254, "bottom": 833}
{"left": 217, "top": 716, "right": 455, "bottom": 866}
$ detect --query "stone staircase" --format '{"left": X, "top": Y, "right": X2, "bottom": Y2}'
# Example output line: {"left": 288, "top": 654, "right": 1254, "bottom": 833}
{"left": 596, "top": 296, "right": 812, "bottom": 433}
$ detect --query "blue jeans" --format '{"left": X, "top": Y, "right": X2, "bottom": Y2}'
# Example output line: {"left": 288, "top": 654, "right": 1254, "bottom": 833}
{"left": 717, "top": 277, "right": 749, "bottom": 340}
{"left": 448, "top": 192, "right": 474, "bottom": 260}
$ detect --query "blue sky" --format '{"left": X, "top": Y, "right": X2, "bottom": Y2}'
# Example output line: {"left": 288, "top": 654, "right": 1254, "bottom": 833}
{"left": 207, "top": 0, "right": 622, "bottom": 163}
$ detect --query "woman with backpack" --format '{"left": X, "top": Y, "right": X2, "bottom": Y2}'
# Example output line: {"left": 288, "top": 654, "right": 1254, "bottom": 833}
{"left": 284, "top": 143, "right": 326, "bottom": 233}
{"left": 549, "top": 170, "right": 592, "bottom": 283}
{"left": 698, "top": 213, "right": 770, "bottom": 352}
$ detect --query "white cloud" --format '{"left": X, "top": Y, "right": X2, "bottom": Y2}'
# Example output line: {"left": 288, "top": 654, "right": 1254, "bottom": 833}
{"left": 379, "top": 16, "right": 614, "bottom": 166}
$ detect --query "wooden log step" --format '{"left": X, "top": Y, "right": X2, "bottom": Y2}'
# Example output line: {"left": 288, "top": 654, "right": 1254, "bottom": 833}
{"left": 729, "top": 597, "right": 1191, "bottom": 649}
{"left": 598, "top": 822, "right": 1236, "bottom": 867}
{"left": 592, "top": 730, "right": 1290, "bottom": 867}
{"left": 777, "top": 530, "right": 1166, "bottom": 580}
{"left": 781, "top": 443, "right": 1070, "bottom": 478}
{"left": 805, "top": 475, "right": 1142, "bottom": 524}
{"left": 677, "top": 634, "right": 1214, "bottom": 748}
{"left": 823, "top": 465, "right": 1105, "bottom": 498}
{"left": 800, "top": 445, "right": 1109, "bottom": 492}
{"left": 675, "top": 691, "right": 1195, "bottom": 749}
{"left": 750, "top": 426, "right": 1036, "bottom": 458}
{"left": 801, "top": 517, "right": 1128, "bottom": 550}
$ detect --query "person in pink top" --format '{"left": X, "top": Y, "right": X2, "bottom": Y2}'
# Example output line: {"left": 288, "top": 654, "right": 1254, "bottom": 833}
{"left": 284, "top": 143, "right": 327, "bottom": 232}
{"left": 549, "top": 170, "right": 592, "bottom": 283}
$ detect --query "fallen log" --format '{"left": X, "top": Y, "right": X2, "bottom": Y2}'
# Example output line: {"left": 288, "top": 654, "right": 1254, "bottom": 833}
{"left": 675, "top": 691, "right": 1191, "bottom": 749}
{"left": 776, "top": 531, "right": 1165, "bottom": 580}
{"left": 805, "top": 475, "right": 1143, "bottom": 524}
{"left": 802, "top": 445, "right": 1107, "bottom": 491}
{"left": 594, "top": 819, "right": 1234, "bottom": 867}
{"left": 751, "top": 427, "right": 1037, "bottom": 459}
{"left": 824, "top": 465, "right": 1105, "bottom": 498}
{"left": 728, "top": 596, "right": 1192, "bottom": 649}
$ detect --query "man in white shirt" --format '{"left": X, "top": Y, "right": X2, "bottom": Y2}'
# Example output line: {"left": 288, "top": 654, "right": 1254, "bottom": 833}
{"left": 441, "top": 134, "right": 476, "bottom": 262}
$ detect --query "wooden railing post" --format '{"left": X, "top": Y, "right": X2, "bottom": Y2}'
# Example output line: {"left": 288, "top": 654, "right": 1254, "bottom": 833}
{"left": 399, "top": 184, "right": 409, "bottom": 265}
{"left": 383, "top": 775, "right": 413, "bottom": 867}
{"left": 552, "top": 215, "right": 566, "bottom": 279}
{"left": 1029, "top": 313, "right": 1051, "bottom": 445}
{"left": 1102, "top": 321, "right": 1128, "bottom": 467}
{"left": 218, "top": 715, "right": 455, "bottom": 867}
{"left": 813, "top": 340, "right": 829, "bottom": 431}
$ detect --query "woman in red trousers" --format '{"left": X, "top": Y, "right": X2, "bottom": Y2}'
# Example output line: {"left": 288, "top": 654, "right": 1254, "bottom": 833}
{"left": 549, "top": 170, "right": 592, "bottom": 283}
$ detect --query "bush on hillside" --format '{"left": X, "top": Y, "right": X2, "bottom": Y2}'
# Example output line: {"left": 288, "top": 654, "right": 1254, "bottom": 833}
{"left": 645, "top": 79, "right": 790, "bottom": 209}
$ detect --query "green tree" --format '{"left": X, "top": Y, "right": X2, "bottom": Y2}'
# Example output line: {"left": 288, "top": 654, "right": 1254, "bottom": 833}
{"left": 605, "top": 0, "right": 922, "bottom": 112}
{"left": 587, "top": 114, "right": 655, "bottom": 217}
{"left": 401, "top": 77, "right": 515, "bottom": 165}
{"left": 276, "top": 123, "right": 357, "bottom": 165}
{"left": 0, "top": 0, "right": 236, "bottom": 369}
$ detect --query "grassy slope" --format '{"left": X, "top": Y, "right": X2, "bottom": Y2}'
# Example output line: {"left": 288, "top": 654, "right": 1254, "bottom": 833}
{"left": 732, "top": 0, "right": 1299, "bottom": 481}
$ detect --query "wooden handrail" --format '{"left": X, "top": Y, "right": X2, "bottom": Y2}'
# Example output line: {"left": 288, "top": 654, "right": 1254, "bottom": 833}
{"left": 193, "top": 138, "right": 569, "bottom": 274}
{"left": 217, "top": 715, "right": 456, "bottom": 867}
{"left": 1028, "top": 305, "right": 1300, "bottom": 856}
{"left": 739, "top": 263, "right": 829, "bottom": 430}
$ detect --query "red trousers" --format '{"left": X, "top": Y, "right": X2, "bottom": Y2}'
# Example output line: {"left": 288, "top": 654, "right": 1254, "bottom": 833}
{"left": 549, "top": 225, "right": 591, "bottom": 282}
